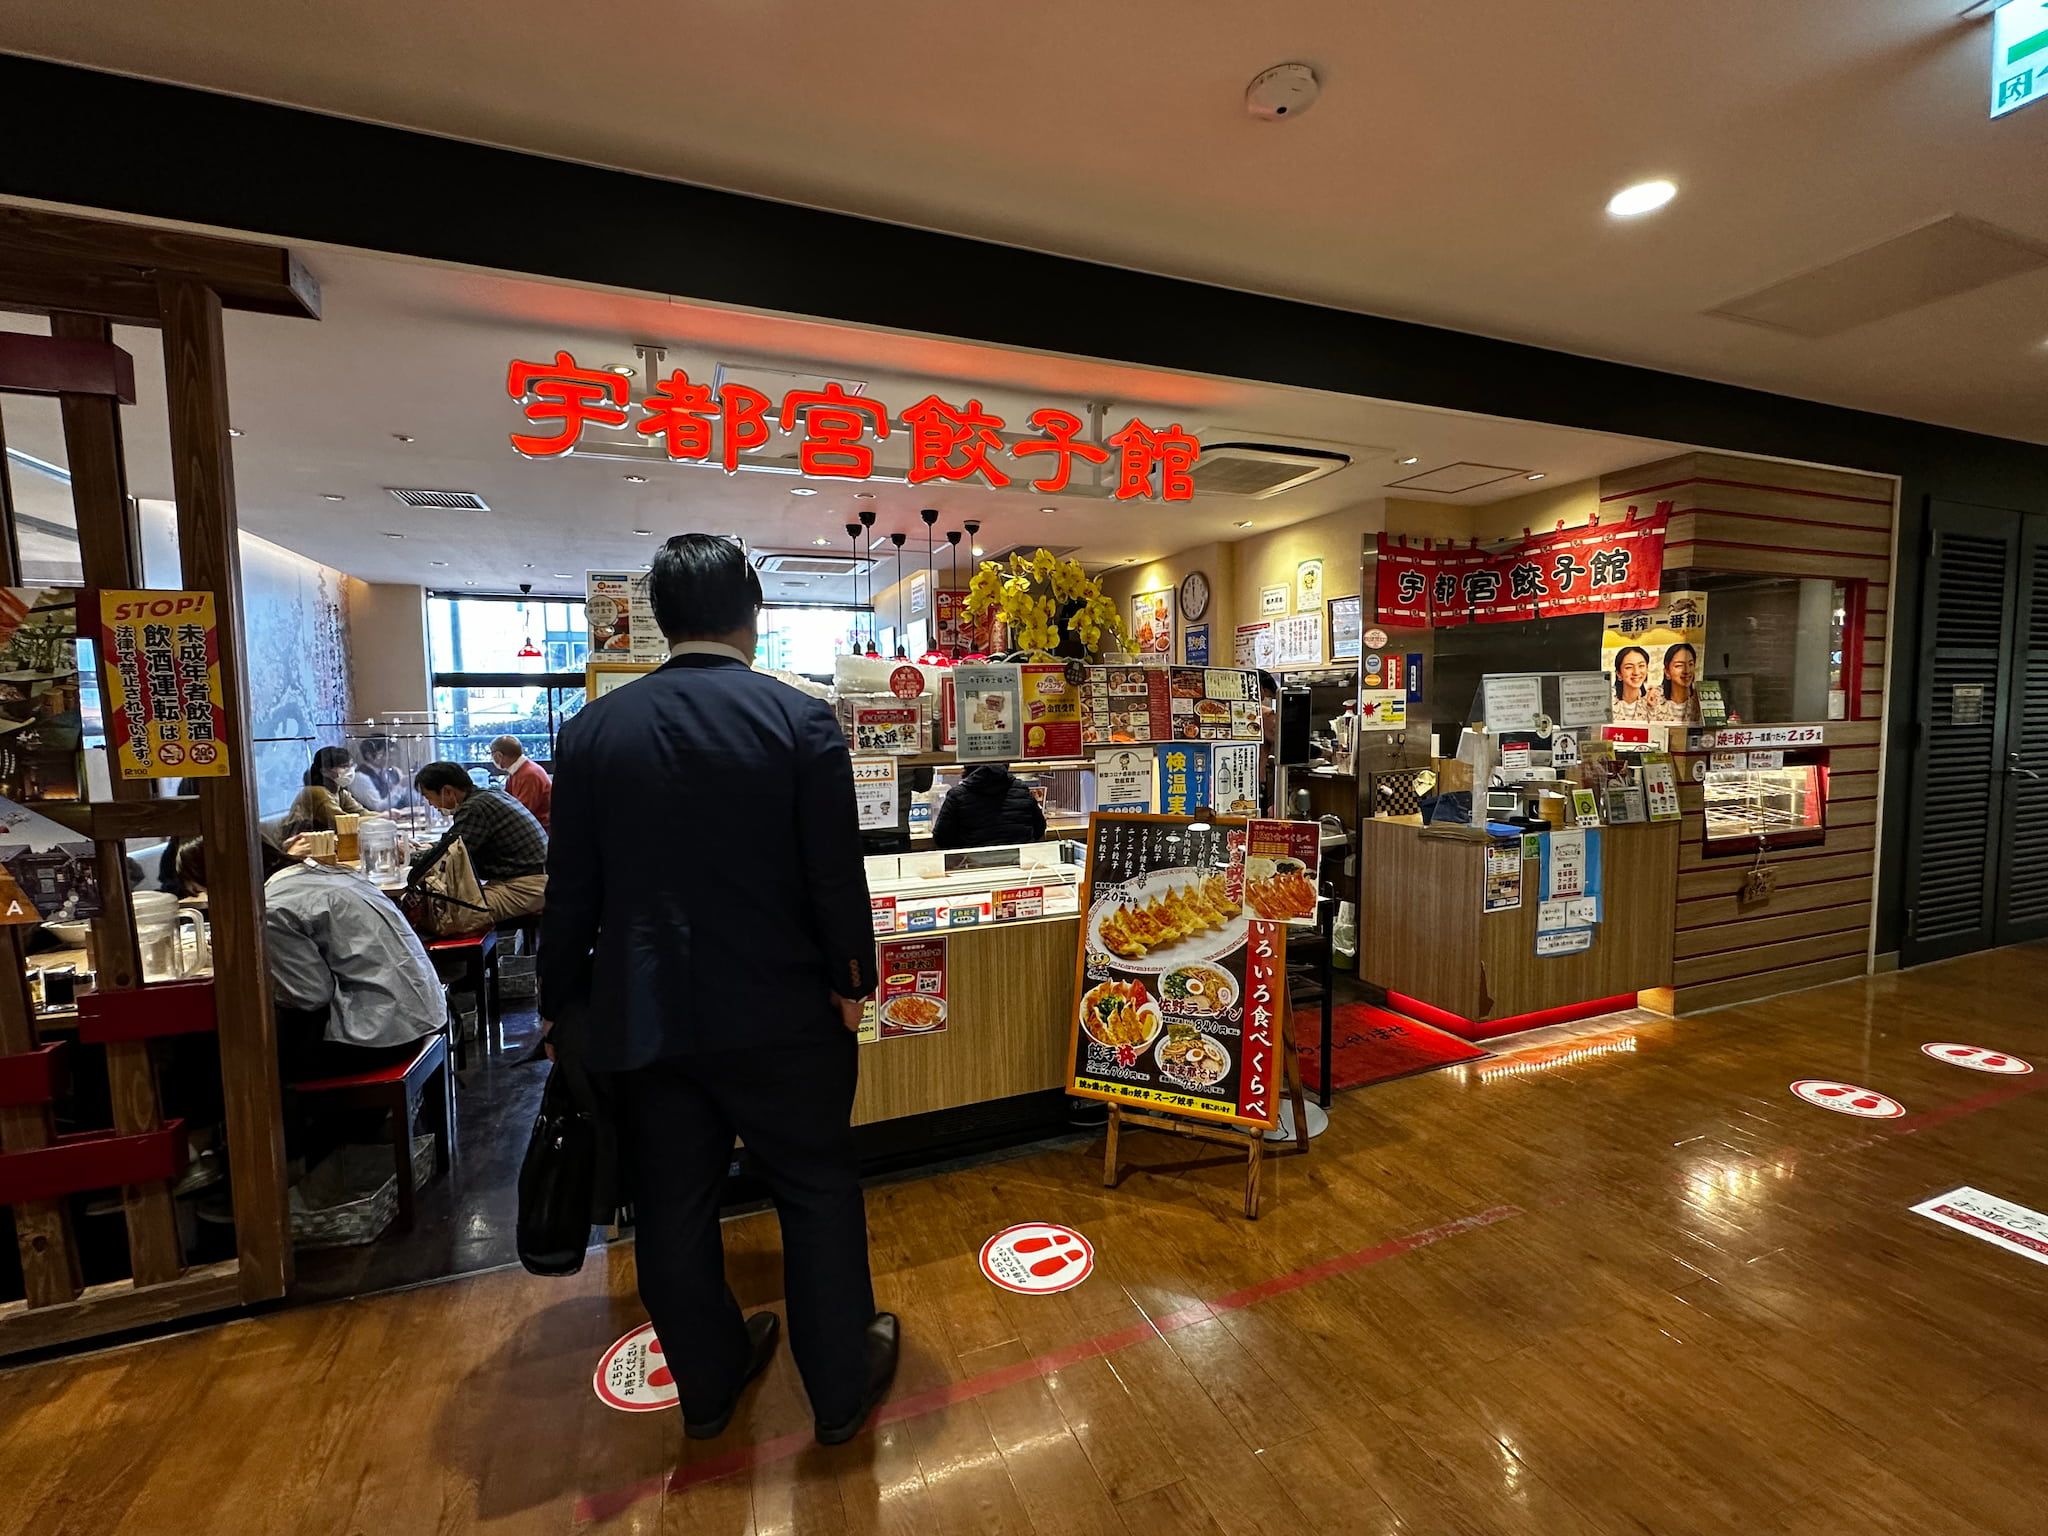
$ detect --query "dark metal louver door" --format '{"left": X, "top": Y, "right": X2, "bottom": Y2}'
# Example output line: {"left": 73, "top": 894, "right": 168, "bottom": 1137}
{"left": 1903, "top": 504, "right": 2020, "bottom": 963}
{"left": 1994, "top": 514, "right": 2048, "bottom": 944}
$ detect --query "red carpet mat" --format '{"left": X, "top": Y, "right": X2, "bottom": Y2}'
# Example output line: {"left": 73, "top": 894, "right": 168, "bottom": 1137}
{"left": 1300, "top": 1003, "right": 1489, "bottom": 1094}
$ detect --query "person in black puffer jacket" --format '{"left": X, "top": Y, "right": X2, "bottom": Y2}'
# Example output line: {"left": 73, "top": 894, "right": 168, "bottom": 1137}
{"left": 931, "top": 763, "right": 1048, "bottom": 850}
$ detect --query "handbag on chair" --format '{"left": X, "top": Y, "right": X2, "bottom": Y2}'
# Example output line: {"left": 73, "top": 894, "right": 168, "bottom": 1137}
{"left": 397, "top": 836, "right": 491, "bottom": 938}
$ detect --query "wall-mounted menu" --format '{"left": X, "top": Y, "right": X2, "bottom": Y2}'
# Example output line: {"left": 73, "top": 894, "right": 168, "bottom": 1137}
{"left": 1020, "top": 663, "right": 1081, "bottom": 758}
{"left": 1083, "top": 665, "right": 1262, "bottom": 748}
{"left": 1069, "top": 815, "right": 1282, "bottom": 1130}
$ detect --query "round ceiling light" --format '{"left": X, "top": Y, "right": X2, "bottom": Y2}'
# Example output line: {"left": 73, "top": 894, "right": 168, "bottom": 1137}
{"left": 1607, "top": 179, "right": 1676, "bottom": 217}
{"left": 790, "top": 486, "right": 817, "bottom": 496}
{"left": 623, "top": 474, "right": 648, "bottom": 484}
{"left": 321, "top": 493, "right": 346, "bottom": 502}
{"left": 1526, "top": 472, "right": 1546, "bottom": 481}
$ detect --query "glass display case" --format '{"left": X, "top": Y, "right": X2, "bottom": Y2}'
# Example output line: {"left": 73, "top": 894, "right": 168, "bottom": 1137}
{"left": 916, "top": 760, "right": 1094, "bottom": 840}
{"left": 865, "top": 840, "right": 1085, "bottom": 933}
{"left": 1700, "top": 751, "right": 1828, "bottom": 854}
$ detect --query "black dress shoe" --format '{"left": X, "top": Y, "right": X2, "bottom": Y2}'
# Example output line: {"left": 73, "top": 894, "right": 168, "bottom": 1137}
{"left": 815, "top": 1312, "right": 900, "bottom": 1446}
{"left": 683, "top": 1312, "right": 781, "bottom": 1440}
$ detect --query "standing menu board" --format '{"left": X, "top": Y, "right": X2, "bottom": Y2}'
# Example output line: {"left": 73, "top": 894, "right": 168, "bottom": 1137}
{"left": 1069, "top": 815, "right": 1283, "bottom": 1130}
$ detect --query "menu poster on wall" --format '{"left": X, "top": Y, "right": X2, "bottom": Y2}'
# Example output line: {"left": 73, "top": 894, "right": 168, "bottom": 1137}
{"left": 1328, "top": 595, "right": 1363, "bottom": 661}
{"left": 1641, "top": 757, "right": 1682, "bottom": 820}
{"left": 1235, "top": 623, "right": 1274, "bottom": 669}
{"left": 1483, "top": 840, "right": 1523, "bottom": 912}
{"left": 98, "top": 590, "right": 228, "bottom": 784}
{"left": 1243, "top": 819, "right": 1321, "bottom": 927}
{"left": 1359, "top": 689, "right": 1406, "bottom": 731}
{"left": 852, "top": 757, "right": 899, "bottom": 830}
{"left": 1155, "top": 744, "right": 1211, "bottom": 815}
{"left": 1557, "top": 672, "right": 1614, "bottom": 728}
{"left": 954, "top": 664, "right": 1023, "bottom": 759}
{"left": 1186, "top": 624, "right": 1210, "bottom": 666}
{"left": 1070, "top": 815, "right": 1281, "bottom": 1130}
{"left": 1131, "top": 591, "right": 1174, "bottom": 662}
{"left": 1020, "top": 663, "right": 1082, "bottom": 758}
{"left": 1092, "top": 666, "right": 1173, "bottom": 745}
{"left": 867, "top": 936, "right": 949, "bottom": 1041}
{"left": 1095, "top": 747, "right": 1155, "bottom": 814}
{"left": 1260, "top": 585, "right": 1289, "bottom": 617}
{"left": 1212, "top": 742, "right": 1262, "bottom": 815}
{"left": 1481, "top": 674, "right": 1545, "bottom": 732}
{"left": 586, "top": 571, "right": 666, "bottom": 663}
{"left": 1296, "top": 559, "right": 1325, "bottom": 613}
{"left": 1270, "top": 613, "right": 1324, "bottom": 668}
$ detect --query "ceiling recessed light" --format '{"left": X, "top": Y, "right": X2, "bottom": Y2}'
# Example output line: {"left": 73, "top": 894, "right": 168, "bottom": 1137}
{"left": 321, "top": 493, "right": 346, "bottom": 502}
{"left": 382, "top": 531, "right": 405, "bottom": 539}
{"left": 854, "top": 491, "right": 875, "bottom": 500}
{"left": 971, "top": 546, "right": 985, "bottom": 556}
{"left": 633, "top": 528, "right": 652, "bottom": 536}
{"left": 392, "top": 433, "right": 415, "bottom": 444}
{"left": 1040, "top": 506, "right": 1057, "bottom": 514}
{"left": 463, "top": 580, "right": 476, "bottom": 586}
{"left": 1607, "top": 178, "right": 1677, "bottom": 217}
{"left": 790, "top": 487, "right": 817, "bottom": 496}
{"left": 552, "top": 573, "right": 571, "bottom": 579}
{"left": 227, "top": 427, "right": 245, "bottom": 439}
{"left": 429, "top": 560, "right": 449, "bottom": 567}
{"left": 623, "top": 474, "right": 648, "bottom": 483}
{"left": 1397, "top": 456, "right": 1419, "bottom": 466}
{"left": 1235, "top": 520, "right": 1255, "bottom": 528}
{"left": 1526, "top": 472, "right": 1546, "bottom": 481}
{"left": 811, "top": 537, "right": 832, "bottom": 546}
{"left": 605, "top": 362, "right": 637, "bottom": 376}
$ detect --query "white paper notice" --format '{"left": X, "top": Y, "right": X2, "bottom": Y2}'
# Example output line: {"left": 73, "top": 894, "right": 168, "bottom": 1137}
{"left": 1535, "top": 929, "right": 1592, "bottom": 957}
{"left": 1556, "top": 672, "right": 1613, "bottom": 728}
{"left": 1537, "top": 898, "right": 1571, "bottom": 933}
{"left": 1552, "top": 730, "right": 1580, "bottom": 767}
{"left": 1565, "top": 896, "right": 1599, "bottom": 928}
{"left": 852, "top": 757, "right": 899, "bottom": 831}
{"left": 1500, "top": 742, "right": 1532, "bottom": 773}
{"left": 1210, "top": 742, "right": 1261, "bottom": 814}
{"left": 1359, "top": 689, "right": 1407, "bottom": 731}
{"left": 1482, "top": 674, "right": 1545, "bottom": 732}
{"left": 1911, "top": 1186, "right": 2048, "bottom": 1268}
{"left": 1548, "top": 829, "right": 1587, "bottom": 898}
{"left": 1641, "top": 759, "right": 1681, "bottom": 821}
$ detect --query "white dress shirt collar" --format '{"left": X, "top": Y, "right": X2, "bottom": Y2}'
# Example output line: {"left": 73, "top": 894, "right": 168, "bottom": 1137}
{"left": 668, "top": 640, "right": 754, "bottom": 664}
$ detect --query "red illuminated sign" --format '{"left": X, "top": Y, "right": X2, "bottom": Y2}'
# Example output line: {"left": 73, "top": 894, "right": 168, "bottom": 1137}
{"left": 505, "top": 351, "right": 1199, "bottom": 501}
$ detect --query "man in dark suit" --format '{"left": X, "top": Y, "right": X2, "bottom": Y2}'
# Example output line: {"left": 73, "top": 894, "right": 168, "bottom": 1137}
{"left": 540, "top": 533, "right": 898, "bottom": 1446}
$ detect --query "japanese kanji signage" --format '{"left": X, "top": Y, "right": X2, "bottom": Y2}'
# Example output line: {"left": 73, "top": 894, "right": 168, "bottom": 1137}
{"left": 1375, "top": 506, "right": 1670, "bottom": 627}
{"left": 1070, "top": 814, "right": 1282, "bottom": 1129}
{"left": 506, "top": 351, "right": 1201, "bottom": 501}
{"left": 99, "top": 591, "right": 231, "bottom": 780}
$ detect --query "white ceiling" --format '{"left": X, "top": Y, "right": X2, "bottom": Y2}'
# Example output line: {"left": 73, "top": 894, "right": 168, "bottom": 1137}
{"left": 0, "top": 244, "right": 1678, "bottom": 597}
{"left": 0, "top": 2, "right": 2044, "bottom": 442}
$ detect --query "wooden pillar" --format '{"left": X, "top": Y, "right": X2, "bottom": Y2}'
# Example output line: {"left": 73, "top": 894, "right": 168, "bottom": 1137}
{"left": 54, "top": 313, "right": 185, "bottom": 1287}
{"left": 157, "top": 277, "right": 291, "bottom": 1301}
{"left": 0, "top": 398, "right": 81, "bottom": 1306}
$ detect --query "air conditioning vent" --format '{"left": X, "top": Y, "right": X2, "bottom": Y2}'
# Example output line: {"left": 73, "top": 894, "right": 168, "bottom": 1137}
{"left": 756, "top": 553, "right": 870, "bottom": 577}
{"left": 386, "top": 488, "right": 492, "bottom": 510}
{"left": 1189, "top": 443, "right": 1348, "bottom": 499}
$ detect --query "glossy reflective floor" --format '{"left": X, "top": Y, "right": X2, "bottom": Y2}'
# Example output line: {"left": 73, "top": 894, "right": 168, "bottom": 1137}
{"left": 5, "top": 945, "right": 2046, "bottom": 1535}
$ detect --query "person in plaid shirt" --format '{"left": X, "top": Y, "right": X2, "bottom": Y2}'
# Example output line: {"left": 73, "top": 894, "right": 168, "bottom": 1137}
{"left": 410, "top": 762, "right": 548, "bottom": 928}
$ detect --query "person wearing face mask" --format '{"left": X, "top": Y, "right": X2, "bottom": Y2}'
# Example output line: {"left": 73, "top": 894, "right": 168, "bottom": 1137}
{"left": 304, "top": 746, "right": 371, "bottom": 816}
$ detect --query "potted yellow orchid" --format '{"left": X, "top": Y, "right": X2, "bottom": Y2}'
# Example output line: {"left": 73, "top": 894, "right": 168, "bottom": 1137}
{"left": 964, "top": 548, "right": 1126, "bottom": 660}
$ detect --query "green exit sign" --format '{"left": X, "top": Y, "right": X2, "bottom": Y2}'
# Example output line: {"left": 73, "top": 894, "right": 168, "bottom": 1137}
{"left": 1994, "top": 0, "right": 2048, "bottom": 117}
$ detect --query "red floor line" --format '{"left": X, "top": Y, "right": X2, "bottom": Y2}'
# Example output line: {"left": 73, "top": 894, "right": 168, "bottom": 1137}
{"left": 1888, "top": 1073, "right": 2047, "bottom": 1135}
{"left": 572, "top": 1202, "right": 1521, "bottom": 1522}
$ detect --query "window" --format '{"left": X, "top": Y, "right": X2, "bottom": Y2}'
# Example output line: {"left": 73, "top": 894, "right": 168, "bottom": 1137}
{"left": 758, "top": 605, "right": 865, "bottom": 676}
{"left": 428, "top": 595, "right": 589, "bottom": 765}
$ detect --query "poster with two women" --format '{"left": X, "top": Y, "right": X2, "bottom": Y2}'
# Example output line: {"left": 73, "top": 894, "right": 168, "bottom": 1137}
{"left": 1602, "top": 592, "right": 1707, "bottom": 726}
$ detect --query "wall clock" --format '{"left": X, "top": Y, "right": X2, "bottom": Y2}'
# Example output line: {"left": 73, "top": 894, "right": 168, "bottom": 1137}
{"left": 1178, "top": 569, "right": 1211, "bottom": 622}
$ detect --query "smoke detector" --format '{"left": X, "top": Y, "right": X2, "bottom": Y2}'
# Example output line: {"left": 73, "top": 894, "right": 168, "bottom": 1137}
{"left": 1245, "top": 63, "right": 1319, "bottom": 121}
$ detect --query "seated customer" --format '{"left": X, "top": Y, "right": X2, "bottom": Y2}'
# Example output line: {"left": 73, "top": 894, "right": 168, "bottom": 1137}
{"left": 931, "top": 762, "right": 1047, "bottom": 850}
{"left": 304, "top": 745, "right": 372, "bottom": 816}
{"left": 283, "top": 784, "right": 340, "bottom": 840}
{"left": 410, "top": 761, "right": 549, "bottom": 927}
{"left": 180, "top": 837, "right": 443, "bottom": 1081}
{"left": 350, "top": 735, "right": 413, "bottom": 813}
{"left": 488, "top": 734, "right": 553, "bottom": 832}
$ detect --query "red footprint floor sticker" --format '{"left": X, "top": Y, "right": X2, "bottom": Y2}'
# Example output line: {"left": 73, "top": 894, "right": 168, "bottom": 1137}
{"left": 1790, "top": 1079, "right": 1905, "bottom": 1119}
{"left": 593, "top": 1322, "right": 677, "bottom": 1412}
{"left": 1921, "top": 1043, "right": 2033, "bottom": 1076}
{"left": 979, "top": 1222, "right": 1096, "bottom": 1295}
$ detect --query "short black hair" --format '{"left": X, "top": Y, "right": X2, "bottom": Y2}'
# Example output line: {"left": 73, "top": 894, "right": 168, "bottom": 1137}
{"left": 179, "top": 837, "right": 294, "bottom": 887}
{"left": 649, "top": 533, "right": 761, "bottom": 641}
{"left": 415, "top": 761, "right": 477, "bottom": 797}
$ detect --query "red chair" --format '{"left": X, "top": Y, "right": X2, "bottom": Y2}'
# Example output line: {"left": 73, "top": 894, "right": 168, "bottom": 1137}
{"left": 289, "top": 1032, "right": 453, "bottom": 1233}
{"left": 427, "top": 928, "right": 498, "bottom": 1064}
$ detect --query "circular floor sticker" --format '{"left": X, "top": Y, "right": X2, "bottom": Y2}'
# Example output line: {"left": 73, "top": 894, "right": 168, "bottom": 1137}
{"left": 593, "top": 1322, "right": 676, "bottom": 1412}
{"left": 1790, "top": 1079, "right": 1905, "bottom": 1119}
{"left": 979, "top": 1222, "right": 1095, "bottom": 1295}
{"left": 1921, "top": 1042, "right": 2033, "bottom": 1075}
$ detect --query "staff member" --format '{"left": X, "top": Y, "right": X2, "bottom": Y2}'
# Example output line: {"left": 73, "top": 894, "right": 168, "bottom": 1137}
{"left": 930, "top": 762, "right": 1046, "bottom": 849}
{"left": 541, "top": 532, "right": 898, "bottom": 1447}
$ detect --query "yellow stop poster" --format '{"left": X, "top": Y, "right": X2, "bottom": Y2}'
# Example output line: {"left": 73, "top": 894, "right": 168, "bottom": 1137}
{"left": 98, "top": 589, "right": 232, "bottom": 779}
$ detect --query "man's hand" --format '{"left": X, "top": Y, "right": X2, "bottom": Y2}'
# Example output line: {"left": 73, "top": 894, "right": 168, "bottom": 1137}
{"left": 832, "top": 993, "right": 864, "bottom": 1033}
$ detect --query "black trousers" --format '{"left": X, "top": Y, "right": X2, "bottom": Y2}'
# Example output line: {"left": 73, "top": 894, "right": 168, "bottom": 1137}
{"left": 617, "top": 1032, "right": 875, "bottom": 1427}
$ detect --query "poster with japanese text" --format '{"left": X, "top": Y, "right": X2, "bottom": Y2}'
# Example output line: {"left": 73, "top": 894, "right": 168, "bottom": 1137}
{"left": 1234, "top": 623, "right": 1273, "bottom": 669}
{"left": 0, "top": 587, "right": 85, "bottom": 800}
{"left": 1070, "top": 815, "right": 1282, "bottom": 1130}
{"left": 585, "top": 571, "right": 665, "bottom": 664}
{"left": 1483, "top": 841, "right": 1523, "bottom": 913}
{"left": 1019, "top": 663, "right": 1081, "bottom": 759}
{"left": 1131, "top": 591, "right": 1173, "bottom": 662}
{"left": 98, "top": 590, "right": 231, "bottom": 780}
{"left": 1185, "top": 624, "right": 1210, "bottom": 665}
{"left": 874, "top": 937, "right": 948, "bottom": 1039}
{"left": 954, "top": 664, "right": 1022, "bottom": 760}
{"left": 1094, "top": 748, "right": 1154, "bottom": 814}
{"left": 1091, "top": 666, "right": 1172, "bottom": 745}
{"left": 1328, "top": 595, "right": 1362, "bottom": 661}
{"left": 1211, "top": 742, "right": 1262, "bottom": 816}
{"left": 1155, "top": 745, "right": 1210, "bottom": 816}
{"left": 1295, "top": 559, "right": 1324, "bottom": 613}
{"left": 852, "top": 757, "right": 899, "bottom": 831}
{"left": 1269, "top": 613, "right": 1324, "bottom": 669}
{"left": 1242, "top": 819, "right": 1321, "bottom": 926}
{"left": 853, "top": 705, "right": 922, "bottom": 755}
{"left": 1603, "top": 592, "right": 1707, "bottom": 726}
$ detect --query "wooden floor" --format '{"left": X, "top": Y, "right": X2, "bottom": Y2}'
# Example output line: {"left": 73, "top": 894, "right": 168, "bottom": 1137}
{"left": 5, "top": 945, "right": 2047, "bottom": 1535}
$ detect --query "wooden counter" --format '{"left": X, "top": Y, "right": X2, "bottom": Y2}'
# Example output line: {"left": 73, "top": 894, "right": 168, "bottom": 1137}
{"left": 852, "top": 915, "right": 1078, "bottom": 1126}
{"left": 1360, "top": 817, "right": 1677, "bottom": 1032}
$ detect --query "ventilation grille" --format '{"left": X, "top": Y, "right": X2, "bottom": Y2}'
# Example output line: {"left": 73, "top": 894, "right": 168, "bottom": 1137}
{"left": 387, "top": 488, "right": 491, "bottom": 510}
{"left": 1388, "top": 462, "right": 1527, "bottom": 495}
{"left": 756, "top": 554, "right": 867, "bottom": 577}
{"left": 1188, "top": 443, "right": 1348, "bottom": 499}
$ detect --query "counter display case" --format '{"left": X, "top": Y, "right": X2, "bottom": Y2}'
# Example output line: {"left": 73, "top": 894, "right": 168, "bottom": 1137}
{"left": 865, "top": 841, "right": 1083, "bottom": 933}
{"left": 913, "top": 760, "right": 1094, "bottom": 841}
{"left": 1700, "top": 752, "right": 1827, "bottom": 854}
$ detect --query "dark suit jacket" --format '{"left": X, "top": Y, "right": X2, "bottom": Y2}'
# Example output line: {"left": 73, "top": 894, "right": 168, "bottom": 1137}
{"left": 539, "top": 653, "right": 877, "bottom": 1071}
